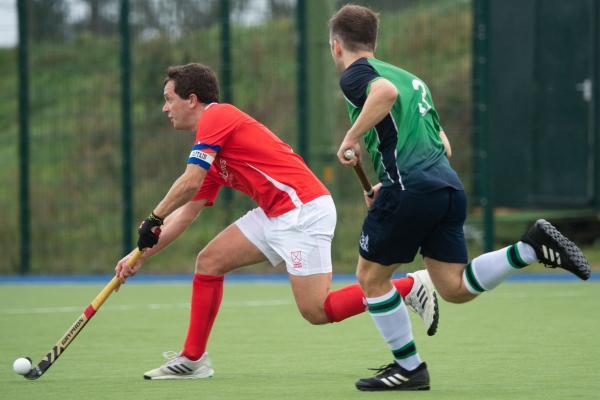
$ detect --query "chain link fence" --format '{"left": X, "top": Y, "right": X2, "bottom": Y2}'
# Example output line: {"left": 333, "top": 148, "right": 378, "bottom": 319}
{"left": 0, "top": 0, "right": 473, "bottom": 274}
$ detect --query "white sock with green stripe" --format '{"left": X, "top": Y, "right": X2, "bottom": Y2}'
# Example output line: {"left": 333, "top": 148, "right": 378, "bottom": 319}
{"left": 463, "top": 241, "right": 538, "bottom": 294}
{"left": 366, "top": 286, "right": 422, "bottom": 371}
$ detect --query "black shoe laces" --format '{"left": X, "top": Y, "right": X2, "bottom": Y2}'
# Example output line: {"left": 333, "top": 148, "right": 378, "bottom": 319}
{"left": 368, "top": 363, "right": 398, "bottom": 377}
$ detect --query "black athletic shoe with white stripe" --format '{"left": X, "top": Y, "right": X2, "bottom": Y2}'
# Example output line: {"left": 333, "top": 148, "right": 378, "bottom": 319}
{"left": 355, "top": 362, "right": 430, "bottom": 391}
{"left": 521, "top": 219, "right": 591, "bottom": 280}
{"left": 143, "top": 351, "right": 214, "bottom": 380}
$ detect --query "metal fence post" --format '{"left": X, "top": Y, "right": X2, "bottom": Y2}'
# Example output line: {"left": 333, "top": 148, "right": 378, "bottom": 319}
{"left": 221, "top": 0, "right": 232, "bottom": 104}
{"left": 220, "top": 0, "right": 233, "bottom": 207}
{"left": 120, "top": 0, "right": 133, "bottom": 255}
{"left": 296, "top": 0, "right": 308, "bottom": 164}
{"left": 596, "top": 2, "right": 600, "bottom": 210}
{"left": 305, "top": 0, "right": 333, "bottom": 172}
{"left": 473, "top": 0, "right": 494, "bottom": 252}
{"left": 17, "top": 0, "right": 30, "bottom": 274}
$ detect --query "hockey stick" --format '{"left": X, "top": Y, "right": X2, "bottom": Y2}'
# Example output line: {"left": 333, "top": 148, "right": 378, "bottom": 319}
{"left": 23, "top": 249, "right": 143, "bottom": 380}
{"left": 343, "top": 149, "right": 374, "bottom": 198}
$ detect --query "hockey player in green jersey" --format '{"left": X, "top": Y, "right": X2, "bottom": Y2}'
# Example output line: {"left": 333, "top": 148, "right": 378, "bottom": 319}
{"left": 328, "top": 4, "right": 591, "bottom": 392}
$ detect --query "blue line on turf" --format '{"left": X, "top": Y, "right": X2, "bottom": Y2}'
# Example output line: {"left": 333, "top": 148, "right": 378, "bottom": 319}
{"left": 0, "top": 272, "right": 596, "bottom": 285}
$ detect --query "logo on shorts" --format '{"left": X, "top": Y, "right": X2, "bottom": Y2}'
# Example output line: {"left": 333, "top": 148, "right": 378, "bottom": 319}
{"left": 291, "top": 251, "right": 303, "bottom": 269}
{"left": 359, "top": 232, "right": 369, "bottom": 252}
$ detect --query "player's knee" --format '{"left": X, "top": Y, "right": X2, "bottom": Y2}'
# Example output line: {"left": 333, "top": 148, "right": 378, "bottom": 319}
{"left": 356, "top": 268, "right": 371, "bottom": 287}
{"left": 356, "top": 269, "right": 386, "bottom": 296}
{"left": 195, "top": 250, "right": 226, "bottom": 276}
{"left": 298, "top": 305, "right": 329, "bottom": 325}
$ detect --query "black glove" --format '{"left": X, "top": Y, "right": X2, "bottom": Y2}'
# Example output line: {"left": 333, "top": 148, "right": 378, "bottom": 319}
{"left": 137, "top": 212, "right": 163, "bottom": 251}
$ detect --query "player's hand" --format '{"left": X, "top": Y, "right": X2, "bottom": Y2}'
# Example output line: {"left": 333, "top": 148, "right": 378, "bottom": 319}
{"left": 337, "top": 137, "right": 361, "bottom": 166}
{"left": 364, "top": 183, "right": 382, "bottom": 209}
{"left": 114, "top": 252, "right": 145, "bottom": 290}
{"left": 137, "top": 213, "right": 163, "bottom": 250}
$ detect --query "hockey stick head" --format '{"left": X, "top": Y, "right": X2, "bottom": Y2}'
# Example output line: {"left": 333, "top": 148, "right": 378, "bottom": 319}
{"left": 24, "top": 366, "right": 43, "bottom": 380}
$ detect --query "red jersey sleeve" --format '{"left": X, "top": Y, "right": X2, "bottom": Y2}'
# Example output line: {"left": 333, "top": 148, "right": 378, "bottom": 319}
{"left": 191, "top": 169, "right": 222, "bottom": 206}
{"left": 195, "top": 104, "right": 243, "bottom": 148}
{"left": 188, "top": 104, "right": 242, "bottom": 170}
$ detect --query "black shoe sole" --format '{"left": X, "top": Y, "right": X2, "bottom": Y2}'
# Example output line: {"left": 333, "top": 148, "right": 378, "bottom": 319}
{"left": 356, "top": 384, "right": 430, "bottom": 391}
{"left": 538, "top": 220, "right": 591, "bottom": 280}
{"left": 427, "top": 291, "right": 439, "bottom": 336}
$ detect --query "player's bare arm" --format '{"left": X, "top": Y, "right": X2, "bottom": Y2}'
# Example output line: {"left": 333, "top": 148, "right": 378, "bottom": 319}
{"left": 337, "top": 78, "right": 398, "bottom": 165}
{"left": 153, "top": 163, "right": 207, "bottom": 219}
{"left": 135, "top": 164, "right": 207, "bottom": 255}
{"left": 116, "top": 200, "right": 207, "bottom": 281}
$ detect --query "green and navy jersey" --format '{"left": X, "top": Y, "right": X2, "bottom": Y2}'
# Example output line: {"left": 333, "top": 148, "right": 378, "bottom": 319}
{"left": 340, "top": 57, "right": 463, "bottom": 193}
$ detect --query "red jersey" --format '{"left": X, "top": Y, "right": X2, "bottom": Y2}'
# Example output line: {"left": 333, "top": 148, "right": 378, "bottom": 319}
{"left": 188, "top": 103, "right": 329, "bottom": 217}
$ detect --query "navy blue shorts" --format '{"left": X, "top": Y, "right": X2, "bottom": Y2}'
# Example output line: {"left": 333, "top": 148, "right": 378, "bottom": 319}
{"left": 358, "top": 186, "right": 468, "bottom": 265}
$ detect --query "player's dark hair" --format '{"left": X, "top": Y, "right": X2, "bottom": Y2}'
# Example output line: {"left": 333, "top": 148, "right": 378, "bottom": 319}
{"left": 164, "top": 63, "right": 219, "bottom": 104}
{"left": 329, "top": 4, "right": 379, "bottom": 52}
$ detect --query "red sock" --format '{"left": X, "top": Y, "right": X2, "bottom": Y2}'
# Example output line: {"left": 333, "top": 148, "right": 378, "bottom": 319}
{"left": 181, "top": 274, "right": 224, "bottom": 361}
{"left": 323, "top": 276, "right": 414, "bottom": 323}
{"left": 393, "top": 276, "right": 414, "bottom": 298}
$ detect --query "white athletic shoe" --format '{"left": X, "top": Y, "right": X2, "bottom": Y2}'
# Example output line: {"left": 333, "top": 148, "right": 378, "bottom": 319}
{"left": 405, "top": 270, "right": 439, "bottom": 336}
{"left": 143, "top": 351, "right": 214, "bottom": 380}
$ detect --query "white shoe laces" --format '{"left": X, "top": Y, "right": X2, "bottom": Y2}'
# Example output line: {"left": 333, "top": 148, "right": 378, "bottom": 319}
{"left": 162, "top": 351, "right": 180, "bottom": 363}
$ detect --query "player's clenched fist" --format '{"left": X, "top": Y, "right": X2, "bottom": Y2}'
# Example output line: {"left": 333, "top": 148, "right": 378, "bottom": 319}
{"left": 114, "top": 251, "right": 145, "bottom": 288}
{"left": 137, "top": 213, "right": 163, "bottom": 250}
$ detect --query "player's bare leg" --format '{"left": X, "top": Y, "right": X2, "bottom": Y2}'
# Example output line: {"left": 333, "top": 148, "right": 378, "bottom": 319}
{"left": 356, "top": 261, "right": 439, "bottom": 336}
{"left": 289, "top": 273, "right": 332, "bottom": 324}
{"left": 425, "top": 219, "right": 590, "bottom": 303}
{"left": 144, "top": 224, "right": 267, "bottom": 380}
{"left": 290, "top": 269, "right": 438, "bottom": 333}
{"left": 424, "top": 258, "right": 475, "bottom": 304}
{"left": 195, "top": 223, "right": 267, "bottom": 275}
{"left": 356, "top": 257, "right": 396, "bottom": 297}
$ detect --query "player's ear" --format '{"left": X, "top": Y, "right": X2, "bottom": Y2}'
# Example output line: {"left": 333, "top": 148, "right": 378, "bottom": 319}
{"left": 333, "top": 39, "right": 343, "bottom": 57}
{"left": 188, "top": 93, "right": 199, "bottom": 108}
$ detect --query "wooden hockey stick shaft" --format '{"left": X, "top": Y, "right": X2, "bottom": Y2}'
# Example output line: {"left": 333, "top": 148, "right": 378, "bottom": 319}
{"left": 24, "top": 249, "right": 143, "bottom": 380}
{"left": 343, "top": 149, "right": 374, "bottom": 198}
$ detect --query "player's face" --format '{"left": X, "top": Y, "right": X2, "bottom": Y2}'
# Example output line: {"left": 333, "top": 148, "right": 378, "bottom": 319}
{"left": 162, "top": 80, "right": 193, "bottom": 130}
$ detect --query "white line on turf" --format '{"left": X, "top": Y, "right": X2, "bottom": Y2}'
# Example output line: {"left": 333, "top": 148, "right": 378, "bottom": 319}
{"left": 0, "top": 299, "right": 293, "bottom": 315}
{"left": 492, "top": 291, "right": 584, "bottom": 299}
{"left": 1, "top": 291, "right": 586, "bottom": 316}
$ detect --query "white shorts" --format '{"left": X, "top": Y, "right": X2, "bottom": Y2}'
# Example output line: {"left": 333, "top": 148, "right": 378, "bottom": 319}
{"left": 235, "top": 195, "right": 336, "bottom": 276}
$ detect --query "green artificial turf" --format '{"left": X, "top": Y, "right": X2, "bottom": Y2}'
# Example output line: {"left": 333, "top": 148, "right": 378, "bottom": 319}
{"left": 1, "top": 281, "right": 599, "bottom": 399}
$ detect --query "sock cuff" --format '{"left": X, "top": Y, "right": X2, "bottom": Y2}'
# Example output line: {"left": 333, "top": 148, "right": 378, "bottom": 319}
{"left": 463, "top": 262, "right": 487, "bottom": 294}
{"left": 366, "top": 287, "right": 402, "bottom": 314}
{"left": 323, "top": 294, "right": 335, "bottom": 322}
{"left": 365, "top": 286, "right": 398, "bottom": 304}
{"left": 194, "top": 274, "right": 225, "bottom": 284}
{"left": 392, "top": 340, "right": 417, "bottom": 359}
{"left": 507, "top": 244, "right": 528, "bottom": 269}
{"left": 323, "top": 284, "right": 368, "bottom": 323}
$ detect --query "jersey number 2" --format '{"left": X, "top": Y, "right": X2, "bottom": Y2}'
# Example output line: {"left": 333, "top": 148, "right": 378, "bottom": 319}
{"left": 412, "top": 79, "right": 432, "bottom": 116}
